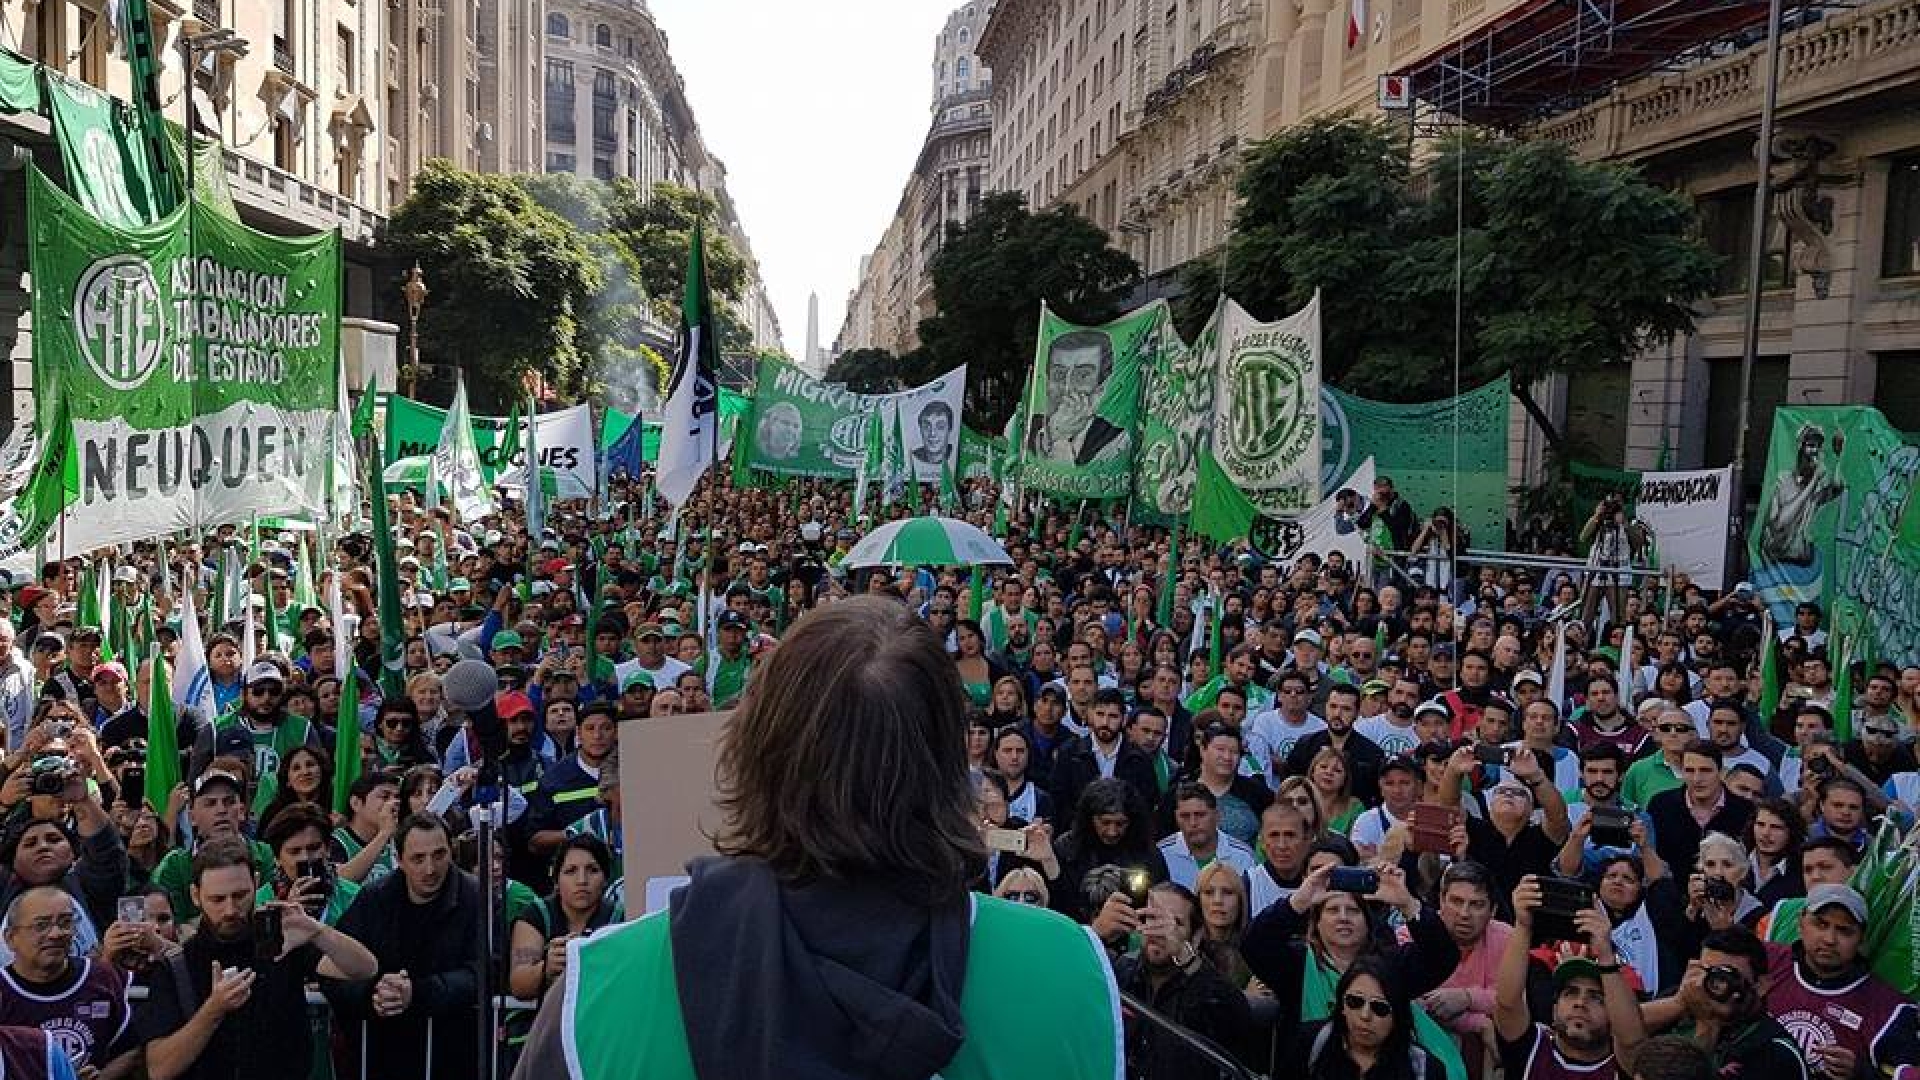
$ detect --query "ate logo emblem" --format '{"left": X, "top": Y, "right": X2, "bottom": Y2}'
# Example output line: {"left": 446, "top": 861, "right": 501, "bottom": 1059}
{"left": 75, "top": 255, "right": 169, "bottom": 391}
{"left": 1249, "top": 515, "right": 1304, "bottom": 560}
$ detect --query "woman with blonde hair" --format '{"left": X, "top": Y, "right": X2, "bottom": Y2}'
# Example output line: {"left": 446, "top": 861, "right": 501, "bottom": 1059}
{"left": 1274, "top": 775, "right": 1327, "bottom": 839}
{"left": 1307, "top": 747, "right": 1363, "bottom": 836}
{"left": 993, "top": 866, "right": 1050, "bottom": 908}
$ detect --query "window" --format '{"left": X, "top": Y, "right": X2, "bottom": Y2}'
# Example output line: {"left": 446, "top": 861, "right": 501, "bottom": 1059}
{"left": 959, "top": 26, "right": 971, "bottom": 46}
{"left": 336, "top": 27, "right": 356, "bottom": 90}
{"left": 593, "top": 71, "right": 617, "bottom": 142}
{"left": 274, "top": 0, "right": 294, "bottom": 72}
{"left": 956, "top": 57, "right": 970, "bottom": 91}
{"left": 547, "top": 13, "right": 570, "bottom": 39}
{"left": 546, "top": 60, "right": 576, "bottom": 138}
{"left": 1696, "top": 186, "right": 1791, "bottom": 294}
{"left": 546, "top": 152, "right": 576, "bottom": 173}
{"left": 595, "top": 23, "right": 612, "bottom": 48}
{"left": 1883, "top": 155, "right": 1920, "bottom": 278}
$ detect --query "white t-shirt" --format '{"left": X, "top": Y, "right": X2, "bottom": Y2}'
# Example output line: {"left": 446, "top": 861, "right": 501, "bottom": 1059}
{"left": 1348, "top": 804, "right": 1407, "bottom": 853}
{"left": 613, "top": 655, "right": 692, "bottom": 693}
{"left": 1246, "top": 709, "right": 1324, "bottom": 784}
{"left": 1355, "top": 715, "right": 1422, "bottom": 759}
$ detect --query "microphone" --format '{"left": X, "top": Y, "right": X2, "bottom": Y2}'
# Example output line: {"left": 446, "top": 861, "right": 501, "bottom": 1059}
{"left": 443, "top": 659, "right": 509, "bottom": 770}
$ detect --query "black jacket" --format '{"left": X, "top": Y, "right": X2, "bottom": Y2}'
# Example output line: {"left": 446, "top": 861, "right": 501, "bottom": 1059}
{"left": 324, "top": 868, "right": 482, "bottom": 1080}
{"left": 1049, "top": 735, "right": 1159, "bottom": 816}
{"left": 1644, "top": 788, "right": 1754, "bottom": 881}
{"left": 1284, "top": 729, "right": 1388, "bottom": 806}
{"left": 1115, "top": 953, "right": 1256, "bottom": 1079}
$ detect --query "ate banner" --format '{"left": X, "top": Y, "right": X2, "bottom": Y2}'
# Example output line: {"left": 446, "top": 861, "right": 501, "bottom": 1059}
{"left": 959, "top": 427, "right": 1005, "bottom": 480}
{"left": 1135, "top": 306, "right": 1218, "bottom": 517}
{"left": 42, "top": 70, "right": 169, "bottom": 229}
{"left": 29, "top": 169, "right": 341, "bottom": 549}
{"left": 1750, "top": 406, "right": 1920, "bottom": 667}
{"left": 1213, "top": 294, "right": 1323, "bottom": 515}
{"left": 743, "top": 359, "right": 964, "bottom": 483}
{"left": 1634, "top": 467, "right": 1733, "bottom": 590}
{"left": 384, "top": 398, "right": 598, "bottom": 495}
{"left": 1320, "top": 376, "right": 1511, "bottom": 552}
{"left": 1014, "top": 302, "right": 1157, "bottom": 499}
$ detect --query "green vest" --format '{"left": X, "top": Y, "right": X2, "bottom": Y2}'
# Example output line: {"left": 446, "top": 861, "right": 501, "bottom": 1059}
{"left": 561, "top": 894, "right": 1121, "bottom": 1080}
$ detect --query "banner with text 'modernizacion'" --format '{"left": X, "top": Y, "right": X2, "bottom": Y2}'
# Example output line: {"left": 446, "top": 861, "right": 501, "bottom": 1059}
{"left": 29, "top": 169, "right": 340, "bottom": 550}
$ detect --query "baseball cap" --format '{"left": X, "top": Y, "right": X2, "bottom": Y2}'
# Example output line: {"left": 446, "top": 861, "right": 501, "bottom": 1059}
{"left": 31, "top": 633, "right": 63, "bottom": 654}
{"left": 717, "top": 611, "right": 750, "bottom": 631}
{"left": 490, "top": 630, "right": 525, "bottom": 651}
{"left": 1513, "top": 670, "right": 1545, "bottom": 688}
{"left": 1293, "top": 629, "right": 1324, "bottom": 648}
{"left": 542, "top": 558, "right": 571, "bottom": 576}
{"left": 621, "top": 669, "right": 654, "bottom": 692}
{"left": 483, "top": 529, "right": 505, "bottom": 547}
{"left": 1380, "top": 754, "right": 1420, "bottom": 779}
{"left": 89, "top": 661, "right": 128, "bottom": 685}
{"left": 448, "top": 577, "right": 472, "bottom": 592}
{"left": 635, "top": 622, "right": 665, "bottom": 640}
{"left": 1413, "top": 699, "right": 1450, "bottom": 721}
{"left": 112, "top": 565, "right": 140, "bottom": 584}
{"left": 1804, "top": 883, "right": 1868, "bottom": 925}
{"left": 495, "top": 690, "right": 535, "bottom": 718}
{"left": 1360, "top": 679, "right": 1390, "bottom": 697}
{"left": 1551, "top": 956, "right": 1608, "bottom": 989}
{"left": 193, "top": 768, "right": 245, "bottom": 798}
{"left": 243, "top": 660, "right": 285, "bottom": 686}
{"left": 69, "top": 626, "right": 103, "bottom": 644}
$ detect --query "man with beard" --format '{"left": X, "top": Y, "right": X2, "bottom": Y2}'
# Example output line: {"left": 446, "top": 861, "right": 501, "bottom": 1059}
{"left": 1640, "top": 928, "right": 1808, "bottom": 1078}
{"left": 191, "top": 661, "right": 320, "bottom": 814}
{"left": 1284, "top": 684, "right": 1385, "bottom": 804}
{"left": 327, "top": 815, "right": 482, "bottom": 1080}
{"left": 982, "top": 576, "right": 1035, "bottom": 656}
{"left": 151, "top": 765, "right": 277, "bottom": 923}
{"left": 1052, "top": 688, "right": 1158, "bottom": 813}
{"left": 137, "top": 838, "right": 375, "bottom": 1080}
{"left": 1493, "top": 876, "right": 1644, "bottom": 1080}
{"left": 1184, "top": 645, "right": 1273, "bottom": 716}
{"left": 0, "top": 884, "right": 135, "bottom": 1076}
{"left": 1113, "top": 883, "right": 1253, "bottom": 1076}
{"left": 1440, "top": 650, "right": 1497, "bottom": 743}
{"left": 1355, "top": 675, "right": 1423, "bottom": 758}
{"left": 1759, "top": 886, "right": 1920, "bottom": 1080}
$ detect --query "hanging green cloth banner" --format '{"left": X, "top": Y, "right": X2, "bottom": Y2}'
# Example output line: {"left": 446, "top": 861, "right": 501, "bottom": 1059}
{"left": 1013, "top": 301, "right": 1159, "bottom": 499}
{"left": 1135, "top": 307, "right": 1218, "bottom": 517}
{"left": 384, "top": 397, "right": 599, "bottom": 493}
{"left": 1750, "top": 406, "right": 1920, "bottom": 668}
{"left": 28, "top": 168, "right": 341, "bottom": 551}
{"left": 0, "top": 49, "right": 42, "bottom": 113}
{"left": 42, "top": 70, "right": 170, "bottom": 229}
{"left": 1319, "top": 376, "right": 1511, "bottom": 549}
{"left": 959, "top": 427, "right": 1004, "bottom": 480}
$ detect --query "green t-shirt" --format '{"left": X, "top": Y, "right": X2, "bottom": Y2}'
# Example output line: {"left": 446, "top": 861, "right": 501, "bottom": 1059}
{"left": 254, "top": 875, "right": 362, "bottom": 927}
{"left": 1620, "top": 754, "right": 1683, "bottom": 810}
{"left": 154, "top": 839, "right": 276, "bottom": 922}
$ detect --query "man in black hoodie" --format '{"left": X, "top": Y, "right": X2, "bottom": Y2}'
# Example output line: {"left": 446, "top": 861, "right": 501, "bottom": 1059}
{"left": 514, "top": 596, "right": 1126, "bottom": 1080}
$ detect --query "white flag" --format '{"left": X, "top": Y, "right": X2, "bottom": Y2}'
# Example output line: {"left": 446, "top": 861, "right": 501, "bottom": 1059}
{"left": 431, "top": 377, "right": 496, "bottom": 523}
{"left": 1213, "top": 292, "right": 1323, "bottom": 516}
{"left": 171, "top": 580, "right": 217, "bottom": 722}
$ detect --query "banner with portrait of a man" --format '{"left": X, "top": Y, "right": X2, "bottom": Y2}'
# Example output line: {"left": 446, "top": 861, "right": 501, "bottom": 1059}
{"left": 1013, "top": 302, "right": 1160, "bottom": 499}
{"left": 739, "top": 358, "right": 965, "bottom": 483}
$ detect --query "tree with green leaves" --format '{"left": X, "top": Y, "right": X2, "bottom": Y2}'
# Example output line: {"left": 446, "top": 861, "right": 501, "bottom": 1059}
{"left": 386, "top": 161, "right": 602, "bottom": 409}
{"left": 823, "top": 348, "right": 905, "bottom": 393}
{"left": 917, "top": 192, "right": 1140, "bottom": 431}
{"left": 1214, "top": 116, "right": 1718, "bottom": 454}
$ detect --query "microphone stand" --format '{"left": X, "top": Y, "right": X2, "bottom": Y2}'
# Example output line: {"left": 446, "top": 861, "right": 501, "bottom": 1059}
{"left": 474, "top": 755, "right": 507, "bottom": 1080}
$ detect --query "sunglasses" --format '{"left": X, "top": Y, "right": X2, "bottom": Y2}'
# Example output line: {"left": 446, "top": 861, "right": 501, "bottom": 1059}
{"left": 1656, "top": 723, "right": 1693, "bottom": 734}
{"left": 1343, "top": 993, "right": 1393, "bottom": 1018}
{"left": 246, "top": 685, "right": 283, "bottom": 697}
{"left": 1002, "top": 890, "right": 1044, "bottom": 905}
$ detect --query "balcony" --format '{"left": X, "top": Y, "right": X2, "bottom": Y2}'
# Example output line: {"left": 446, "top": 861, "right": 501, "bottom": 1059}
{"left": 220, "top": 147, "right": 384, "bottom": 245}
{"left": 1530, "top": 0, "right": 1920, "bottom": 160}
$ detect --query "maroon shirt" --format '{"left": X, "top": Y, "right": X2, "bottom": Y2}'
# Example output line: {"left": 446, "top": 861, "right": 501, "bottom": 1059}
{"left": 0, "top": 959, "right": 130, "bottom": 1069}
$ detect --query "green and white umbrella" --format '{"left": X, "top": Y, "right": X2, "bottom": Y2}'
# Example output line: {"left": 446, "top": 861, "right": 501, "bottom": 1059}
{"left": 844, "top": 516, "right": 1013, "bottom": 569}
{"left": 497, "top": 465, "right": 592, "bottom": 501}
{"left": 381, "top": 455, "right": 435, "bottom": 488}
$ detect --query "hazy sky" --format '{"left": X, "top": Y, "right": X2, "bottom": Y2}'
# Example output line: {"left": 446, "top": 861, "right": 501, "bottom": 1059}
{"left": 649, "top": 0, "right": 959, "bottom": 359}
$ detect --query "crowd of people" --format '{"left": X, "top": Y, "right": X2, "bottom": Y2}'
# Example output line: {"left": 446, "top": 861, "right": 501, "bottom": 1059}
{"left": 0, "top": 465, "right": 1914, "bottom": 1080}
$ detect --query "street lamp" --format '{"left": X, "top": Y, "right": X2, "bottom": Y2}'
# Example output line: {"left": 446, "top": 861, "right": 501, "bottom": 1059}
{"left": 402, "top": 264, "right": 429, "bottom": 396}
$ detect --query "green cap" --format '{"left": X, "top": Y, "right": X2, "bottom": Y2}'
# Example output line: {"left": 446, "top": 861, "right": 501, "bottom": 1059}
{"left": 491, "top": 630, "right": 525, "bottom": 650}
{"left": 621, "top": 669, "right": 654, "bottom": 692}
{"left": 448, "top": 577, "right": 472, "bottom": 592}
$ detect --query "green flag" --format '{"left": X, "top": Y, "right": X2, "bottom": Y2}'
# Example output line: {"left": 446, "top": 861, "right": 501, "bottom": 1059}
{"left": 0, "top": 391, "right": 79, "bottom": 564}
{"left": 42, "top": 71, "right": 169, "bottom": 228}
{"left": 1830, "top": 634, "right": 1854, "bottom": 743}
{"left": 1157, "top": 526, "right": 1181, "bottom": 628}
{"left": 142, "top": 643, "right": 181, "bottom": 815}
{"left": 1758, "top": 615, "right": 1783, "bottom": 722}
{"left": 349, "top": 383, "right": 377, "bottom": 439}
{"left": 1192, "top": 449, "right": 1258, "bottom": 546}
{"left": 331, "top": 666, "right": 361, "bottom": 816}
{"left": 1014, "top": 302, "right": 1159, "bottom": 499}
{"left": 368, "top": 437, "right": 406, "bottom": 696}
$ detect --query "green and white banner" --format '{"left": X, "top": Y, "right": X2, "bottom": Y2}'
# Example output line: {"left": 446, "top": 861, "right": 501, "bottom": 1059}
{"left": 1751, "top": 406, "right": 1920, "bottom": 667}
{"left": 743, "top": 359, "right": 964, "bottom": 483}
{"left": 1319, "top": 376, "right": 1511, "bottom": 550}
{"left": 959, "top": 426, "right": 1005, "bottom": 480}
{"left": 1135, "top": 306, "right": 1218, "bottom": 516}
{"left": 1014, "top": 302, "right": 1157, "bottom": 499}
{"left": 29, "top": 169, "right": 340, "bottom": 551}
{"left": 384, "top": 398, "right": 597, "bottom": 494}
{"left": 42, "top": 71, "right": 169, "bottom": 230}
{"left": 1212, "top": 294, "right": 1321, "bottom": 515}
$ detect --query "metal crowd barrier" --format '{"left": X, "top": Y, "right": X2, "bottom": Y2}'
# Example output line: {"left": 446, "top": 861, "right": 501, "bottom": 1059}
{"left": 124, "top": 986, "right": 541, "bottom": 1080}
